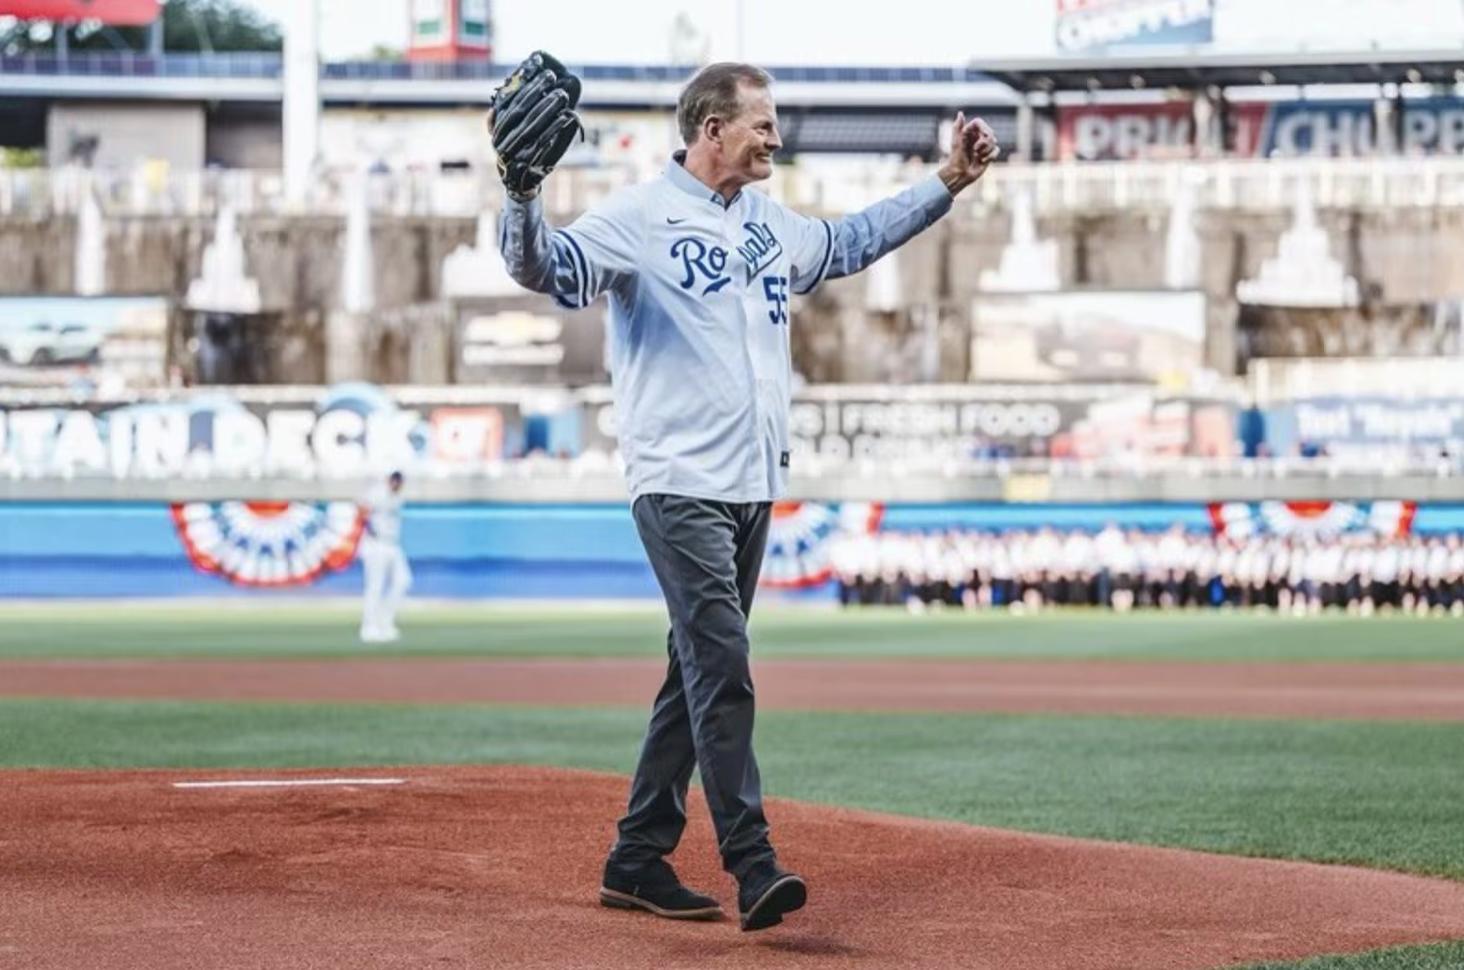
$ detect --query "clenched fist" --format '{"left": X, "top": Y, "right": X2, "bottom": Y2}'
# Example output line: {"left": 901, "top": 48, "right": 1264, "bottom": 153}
{"left": 938, "top": 111, "right": 1001, "bottom": 197}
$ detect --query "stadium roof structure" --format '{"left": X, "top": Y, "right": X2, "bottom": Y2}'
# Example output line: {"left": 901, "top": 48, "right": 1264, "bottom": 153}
{"left": 977, "top": 48, "right": 1464, "bottom": 94}
{"left": 0, "top": 53, "right": 1016, "bottom": 109}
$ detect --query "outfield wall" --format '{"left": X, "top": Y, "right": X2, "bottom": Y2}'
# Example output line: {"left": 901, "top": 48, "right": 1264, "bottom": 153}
{"left": 5, "top": 500, "right": 1464, "bottom": 600}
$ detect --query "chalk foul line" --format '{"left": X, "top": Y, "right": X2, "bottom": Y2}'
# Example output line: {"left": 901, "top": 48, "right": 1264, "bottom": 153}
{"left": 172, "top": 778, "right": 408, "bottom": 790}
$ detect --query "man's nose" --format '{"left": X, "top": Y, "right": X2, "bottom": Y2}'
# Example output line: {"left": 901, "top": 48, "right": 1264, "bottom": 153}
{"left": 767, "top": 128, "right": 783, "bottom": 150}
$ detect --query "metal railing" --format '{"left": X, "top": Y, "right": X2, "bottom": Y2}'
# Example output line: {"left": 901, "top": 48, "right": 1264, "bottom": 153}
{"left": 9, "top": 154, "right": 1464, "bottom": 220}
{"left": 971, "top": 155, "right": 1464, "bottom": 213}
{"left": 4, "top": 452, "right": 1463, "bottom": 497}
{"left": 0, "top": 52, "right": 284, "bottom": 78}
{"left": 0, "top": 162, "right": 650, "bottom": 219}
{"left": 0, "top": 53, "right": 994, "bottom": 85}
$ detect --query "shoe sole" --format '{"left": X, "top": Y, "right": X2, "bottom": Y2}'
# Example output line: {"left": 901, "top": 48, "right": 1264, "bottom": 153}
{"left": 739, "top": 875, "right": 807, "bottom": 932}
{"left": 599, "top": 887, "right": 723, "bottom": 921}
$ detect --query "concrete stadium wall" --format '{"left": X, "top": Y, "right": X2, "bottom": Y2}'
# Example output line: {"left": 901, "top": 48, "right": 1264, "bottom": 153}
{"left": 6, "top": 500, "right": 1464, "bottom": 600}
{"left": 9, "top": 197, "right": 1464, "bottom": 383}
{"left": 0, "top": 502, "right": 658, "bottom": 599}
{"left": 0, "top": 213, "right": 478, "bottom": 384}
{"left": 0, "top": 213, "right": 477, "bottom": 311}
{"left": 6, "top": 474, "right": 1464, "bottom": 505}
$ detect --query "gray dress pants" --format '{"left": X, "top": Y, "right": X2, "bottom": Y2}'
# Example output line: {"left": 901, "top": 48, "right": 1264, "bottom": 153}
{"left": 609, "top": 493, "right": 775, "bottom": 879}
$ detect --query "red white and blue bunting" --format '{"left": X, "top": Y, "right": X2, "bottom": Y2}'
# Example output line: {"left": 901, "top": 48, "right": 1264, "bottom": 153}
{"left": 171, "top": 501, "right": 364, "bottom": 587}
{"left": 761, "top": 501, "right": 883, "bottom": 589}
{"left": 1207, "top": 501, "right": 1417, "bottom": 540}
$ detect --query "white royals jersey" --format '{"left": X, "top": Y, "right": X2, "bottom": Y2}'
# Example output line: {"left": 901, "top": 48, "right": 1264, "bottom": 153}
{"left": 500, "top": 153, "right": 953, "bottom": 502}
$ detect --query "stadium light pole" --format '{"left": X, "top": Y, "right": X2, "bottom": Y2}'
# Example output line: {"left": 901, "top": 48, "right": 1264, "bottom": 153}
{"left": 283, "top": 0, "right": 321, "bottom": 208}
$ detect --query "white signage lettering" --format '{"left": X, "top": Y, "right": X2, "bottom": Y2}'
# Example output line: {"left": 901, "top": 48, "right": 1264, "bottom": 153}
{"left": 53, "top": 411, "right": 107, "bottom": 475}
{"left": 312, "top": 408, "right": 367, "bottom": 475}
{"left": 133, "top": 409, "right": 188, "bottom": 478}
{"left": 1056, "top": 0, "right": 1212, "bottom": 51}
{"left": 266, "top": 409, "right": 315, "bottom": 477}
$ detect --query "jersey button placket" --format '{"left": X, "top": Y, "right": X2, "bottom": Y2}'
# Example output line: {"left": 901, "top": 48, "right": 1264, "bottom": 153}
{"left": 724, "top": 202, "right": 769, "bottom": 493}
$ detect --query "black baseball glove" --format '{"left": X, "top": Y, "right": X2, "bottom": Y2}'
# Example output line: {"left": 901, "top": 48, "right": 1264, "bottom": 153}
{"left": 489, "top": 50, "right": 584, "bottom": 202}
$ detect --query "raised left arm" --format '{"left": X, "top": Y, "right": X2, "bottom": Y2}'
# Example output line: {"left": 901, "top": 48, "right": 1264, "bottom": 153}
{"left": 823, "top": 176, "right": 955, "bottom": 282}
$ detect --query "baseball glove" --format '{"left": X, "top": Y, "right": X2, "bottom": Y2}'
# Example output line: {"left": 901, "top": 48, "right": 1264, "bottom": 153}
{"left": 489, "top": 50, "right": 584, "bottom": 201}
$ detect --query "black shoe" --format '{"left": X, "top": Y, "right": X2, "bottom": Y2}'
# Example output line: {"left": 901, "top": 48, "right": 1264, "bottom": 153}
{"left": 737, "top": 862, "right": 807, "bottom": 932}
{"left": 600, "top": 858, "right": 723, "bottom": 921}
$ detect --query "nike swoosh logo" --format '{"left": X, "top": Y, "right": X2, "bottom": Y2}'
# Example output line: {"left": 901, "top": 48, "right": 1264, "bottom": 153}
{"left": 666, "top": 217, "right": 687, "bottom": 224}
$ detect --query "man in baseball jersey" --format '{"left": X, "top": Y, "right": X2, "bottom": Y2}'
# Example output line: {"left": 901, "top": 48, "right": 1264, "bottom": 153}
{"left": 497, "top": 61, "right": 998, "bottom": 931}
{"left": 358, "top": 470, "right": 411, "bottom": 643}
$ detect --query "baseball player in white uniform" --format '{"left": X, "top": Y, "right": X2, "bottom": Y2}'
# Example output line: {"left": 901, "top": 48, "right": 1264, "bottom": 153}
{"left": 358, "top": 470, "right": 411, "bottom": 643}
{"left": 491, "top": 54, "right": 998, "bottom": 931}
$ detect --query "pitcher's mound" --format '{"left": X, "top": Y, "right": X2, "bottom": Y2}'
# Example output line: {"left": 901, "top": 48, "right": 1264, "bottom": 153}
{"left": 5, "top": 765, "right": 1464, "bottom": 970}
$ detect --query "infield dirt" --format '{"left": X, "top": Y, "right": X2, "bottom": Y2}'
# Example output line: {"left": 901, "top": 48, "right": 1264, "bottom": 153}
{"left": 5, "top": 658, "right": 1464, "bottom": 719}
{"left": 6, "top": 765, "right": 1464, "bottom": 970}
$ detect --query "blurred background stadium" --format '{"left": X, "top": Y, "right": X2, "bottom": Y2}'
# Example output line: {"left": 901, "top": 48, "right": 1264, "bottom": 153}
{"left": 4, "top": 0, "right": 1464, "bottom": 610}
{"left": 10, "top": 7, "right": 1464, "bottom": 968}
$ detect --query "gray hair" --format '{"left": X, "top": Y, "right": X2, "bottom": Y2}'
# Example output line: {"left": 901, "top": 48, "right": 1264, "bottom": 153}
{"left": 676, "top": 62, "right": 773, "bottom": 146}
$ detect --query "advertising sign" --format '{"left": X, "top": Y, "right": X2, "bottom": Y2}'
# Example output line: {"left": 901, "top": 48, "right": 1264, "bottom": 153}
{"left": 1400, "top": 101, "right": 1464, "bottom": 155}
{"left": 1256, "top": 100, "right": 1464, "bottom": 158}
{"left": 1057, "top": 100, "right": 1464, "bottom": 159}
{"left": 1056, "top": 101, "right": 1386, "bottom": 160}
{"left": 0, "top": 384, "right": 544, "bottom": 480}
{"left": 0, "top": 296, "right": 168, "bottom": 389}
{"left": 1057, "top": 102, "right": 1195, "bottom": 161}
{"left": 456, "top": 307, "right": 567, "bottom": 383}
{"left": 1255, "top": 101, "right": 1377, "bottom": 158}
{"left": 0, "top": 382, "right": 1246, "bottom": 480}
{"left": 970, "top": 290, "right": 1206, "bottom": 383}
{"left": 568, "top": 385, "right": 1239, "bottom": 468}
{"left": 1057, "top": 101, "right": 1276, "bottom": 160}
{"left": 1264, "top": 397, "right": 1464, "bottom": 461}
{"left": 1056, "top": 394, "right": 1239, "bottom": 459}
{"left": 783, "top": 389, "right": 1236, "bottom": 463}
{"left": 1055, "top": 0, "right": 1214, "bottom": 53}
{"left": 784, "top": 395, "right": 1094, "bottom": 463}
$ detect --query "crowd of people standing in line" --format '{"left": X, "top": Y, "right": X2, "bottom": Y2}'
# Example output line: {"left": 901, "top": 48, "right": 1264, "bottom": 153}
{"left": 829, "top": 525, "right": 1464, "bottom": 616}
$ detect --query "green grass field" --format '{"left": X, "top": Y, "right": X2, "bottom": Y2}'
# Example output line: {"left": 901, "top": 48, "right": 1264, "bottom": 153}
{"left": 6, "top": 700, "right": 1464, "bottom": 880}
{"left": 1238, "top": 944, "right": 1464, "bottom": 970}
{"left": 4, "top": 602, "right": 1463, "bottom": 970}
{"left": 2, "top": 602, "right": 1463, "bottom": 662}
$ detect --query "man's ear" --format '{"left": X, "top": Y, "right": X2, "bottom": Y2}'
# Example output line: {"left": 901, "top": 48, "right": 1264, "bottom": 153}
{"left": 702, "top": 116, "right": 724, "bottom": 145}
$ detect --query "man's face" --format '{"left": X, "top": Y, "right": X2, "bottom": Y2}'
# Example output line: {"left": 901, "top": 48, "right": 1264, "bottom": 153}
{"left": 719, "top": 84, "right": 781, "bottom": 184}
